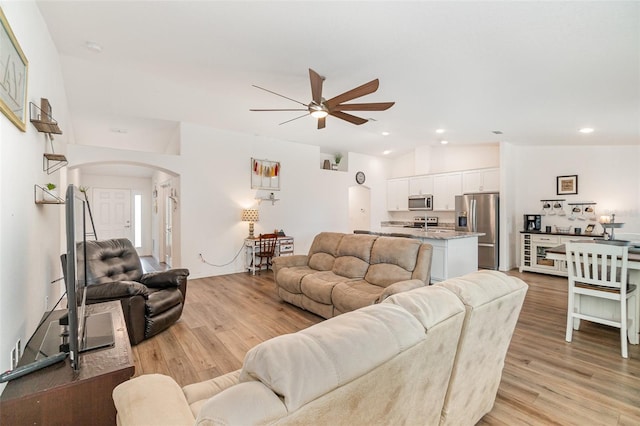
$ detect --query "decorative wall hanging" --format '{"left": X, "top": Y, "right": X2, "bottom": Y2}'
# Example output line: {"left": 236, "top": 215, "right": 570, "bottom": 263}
{"left": 556, "top": 175, "right": 578, "bottom": 195}
{"left": 0, "top": 8, "right": 28, "bottom": 132}
{"left": 251, "top": 158, "right": 280, "bottom": 190}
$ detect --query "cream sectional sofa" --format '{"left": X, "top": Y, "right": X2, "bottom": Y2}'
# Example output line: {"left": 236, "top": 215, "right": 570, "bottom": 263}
{"left": 272, "top": 232, "right": 433, "bottom": 318}
{"left": 112, "top": 270, "right": 528, "bottom": 426}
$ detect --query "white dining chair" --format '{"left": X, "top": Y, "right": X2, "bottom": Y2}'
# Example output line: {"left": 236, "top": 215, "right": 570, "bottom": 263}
{"left": 565, "top": 242, "right": 638, "bottom": 358}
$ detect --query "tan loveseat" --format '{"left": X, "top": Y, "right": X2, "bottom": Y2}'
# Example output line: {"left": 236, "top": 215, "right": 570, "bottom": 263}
{"left": 112, "top": 270, "right": 528, "bottom": 426}
{"left": 272, "top": 232, "right": 433, "bottom": 318}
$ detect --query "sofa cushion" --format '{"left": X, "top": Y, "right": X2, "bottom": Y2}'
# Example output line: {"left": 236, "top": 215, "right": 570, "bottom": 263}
{"left": 307, "top": 232, "right": 344, "bottom": 271}
{"left": 365, "top": 237, "right": 421, "bottom": 287}
{"left": 276, "top": 266, "right": 316, "bottom": 294}
{"left": 300, "top": 271, "right": 353, "bottom": 304}
{"left": 239, "top": 303, "right": 426, "bottom": 412}
{"left": 332, "top": 234, "right": 377, "bottom": 278}
{"left": 331, "top": 280, "right": 383, "bottom": 313}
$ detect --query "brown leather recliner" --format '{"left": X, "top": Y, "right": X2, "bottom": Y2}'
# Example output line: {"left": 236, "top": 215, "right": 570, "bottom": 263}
{"left": 80, "top": 238, "right": 189, "bottom": 345}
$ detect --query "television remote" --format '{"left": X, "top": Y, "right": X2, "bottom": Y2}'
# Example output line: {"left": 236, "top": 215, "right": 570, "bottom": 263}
{"left": 0, "top": 352, "right": 67, "bottom": 383}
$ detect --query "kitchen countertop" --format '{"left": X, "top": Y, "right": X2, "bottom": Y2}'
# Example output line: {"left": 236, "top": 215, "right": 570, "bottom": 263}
{"left": 520, "top": 230, "right": 605, "bottom": 237}
{"left": 358, "top": 227, "right": 484, "bottom": 240}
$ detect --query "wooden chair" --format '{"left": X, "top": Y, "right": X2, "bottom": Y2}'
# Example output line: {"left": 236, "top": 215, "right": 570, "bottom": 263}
{"left": 253, "top": 233, "right": 278, "bottom": 272}
{"left": 565, "top": 242, "right": 638, "bottom": 358}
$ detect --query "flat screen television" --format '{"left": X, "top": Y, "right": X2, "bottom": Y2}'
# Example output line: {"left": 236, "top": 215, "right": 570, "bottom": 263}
{"left": 13, "top": 185, "right": 114, "bottom": 375}
{"left": 63, "top": 184, "right": 114, "bottom": 370}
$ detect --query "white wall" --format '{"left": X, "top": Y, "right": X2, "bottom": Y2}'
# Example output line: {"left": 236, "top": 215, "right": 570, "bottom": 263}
{"left": 511, "top": 144, "right": 640, "bottom": 262}
{"left": 0, "top": 1, "right": 72, "bottom": 390}
{"left": 178, "top": 123, "right": 390, "bottom": 278}
{"left": 67, "top": 123, "right": 391, "bottom": 279}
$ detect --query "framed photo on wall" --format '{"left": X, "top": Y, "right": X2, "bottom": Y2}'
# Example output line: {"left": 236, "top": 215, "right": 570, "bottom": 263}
{"left": 251, "top": 158, "right": 280, "bottom": 190}
{"left": 0, "top": 8, "right": 29, "bottom": 132}
{"left": 557, "top": 175, "right": 578, "bottom": 195}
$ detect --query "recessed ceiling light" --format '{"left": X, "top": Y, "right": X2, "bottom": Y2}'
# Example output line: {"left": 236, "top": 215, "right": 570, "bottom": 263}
{"left": 85, "top": 41, "right": 103, "bottom": 53}
{"left": 579, "top": 127, "right": 594, "bottom": 134}
{"left": 383, "top": 150, "right": 392, "bottom": 155}
{"left": 381, "top": 131, "right": 390, "bottom": 136}
{"left": 435, "top": 128, "right": 445, "bottom": 134}
{"left": 440, "top": 140, "right": 449, "bottom": 145}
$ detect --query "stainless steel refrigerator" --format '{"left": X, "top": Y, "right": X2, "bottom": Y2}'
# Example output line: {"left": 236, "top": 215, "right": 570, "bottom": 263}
{"left": 455, "top": 193, "right": 499, "bottom": 270}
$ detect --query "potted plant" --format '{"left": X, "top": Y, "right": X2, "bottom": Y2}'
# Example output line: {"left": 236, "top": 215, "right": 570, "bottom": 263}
{"left": 333, "top": 153, "right": 343, "bottom": 170}
{"left": 43, "top": 182, "right": 58, "bottom": 201}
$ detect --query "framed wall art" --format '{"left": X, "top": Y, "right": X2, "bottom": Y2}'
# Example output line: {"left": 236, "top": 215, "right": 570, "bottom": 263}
{"left": 556, "top": 175, "right": 578, "bottom": 195}
{"left": 251, "top": 158, "right": 280, "bottom": 190}
{"left": 0, "top": 8, "right": 29, "bottom": 132}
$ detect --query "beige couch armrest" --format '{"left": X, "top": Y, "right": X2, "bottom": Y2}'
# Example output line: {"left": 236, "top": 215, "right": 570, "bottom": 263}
{"left": 196, "top": 381, "right": 287, "bottom": 425}
{"left": 376, "top": 279, "right": 426, "bottom": 303}
{"left": 113, "top": 374, "right": 195, "bottom": 426}
{"left": 273, "top": 255, "right": 309, "bottom": 283}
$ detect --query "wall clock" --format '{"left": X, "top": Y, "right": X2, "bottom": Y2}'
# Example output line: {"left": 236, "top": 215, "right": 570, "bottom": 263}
{"left": 355, "top": 171, "right": 366, "bottom": 185}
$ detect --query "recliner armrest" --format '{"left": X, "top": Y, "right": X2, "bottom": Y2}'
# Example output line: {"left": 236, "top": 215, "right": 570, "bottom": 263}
{"left": 85, "top": 281, "right": 149, "bottom": 302}
{"left": 376, "top": 279, "right": 426, "bottom": 303}
{"left": 140, "top": 268, "right": 189, "bottom": 289}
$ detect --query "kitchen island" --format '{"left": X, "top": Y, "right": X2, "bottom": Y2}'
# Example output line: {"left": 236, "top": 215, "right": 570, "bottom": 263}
{"left": 355, "top": 227, "right": 484, "bottom": 282}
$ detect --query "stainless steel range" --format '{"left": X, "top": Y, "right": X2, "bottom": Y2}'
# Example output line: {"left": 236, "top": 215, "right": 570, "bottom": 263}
{"left": 404, "top": 216, "right": 439, "bottom": 228}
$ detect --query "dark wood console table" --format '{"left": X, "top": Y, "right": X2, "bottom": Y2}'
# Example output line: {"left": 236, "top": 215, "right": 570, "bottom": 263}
{"left": 0, "top": 301, "right": 134, "bottom": 425}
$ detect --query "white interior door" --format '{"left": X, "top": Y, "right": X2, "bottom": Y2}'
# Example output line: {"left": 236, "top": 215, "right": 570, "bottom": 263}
{"left": 93, "top": 188, "right": 132, "bottom": 241}
{"left": 348, "top": 185, "right": 371, "bottom": 232}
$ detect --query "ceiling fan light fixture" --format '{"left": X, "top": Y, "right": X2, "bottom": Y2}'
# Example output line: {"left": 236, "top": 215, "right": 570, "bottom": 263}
{"left": 310, "top": 109, "right": 329, "bottom": 119}
{"left": 309, "top": 103, "right": 329, "bottom": 118}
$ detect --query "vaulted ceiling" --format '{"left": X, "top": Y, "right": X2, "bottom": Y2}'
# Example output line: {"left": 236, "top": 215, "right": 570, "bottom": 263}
{"left": 37, "top": 1, "right": 639, "bottom": 158}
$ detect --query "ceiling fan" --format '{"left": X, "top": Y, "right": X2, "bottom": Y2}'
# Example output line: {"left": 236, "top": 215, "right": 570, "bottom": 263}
{"left": 250, "top": 69, "right": 395, "bottom": 129}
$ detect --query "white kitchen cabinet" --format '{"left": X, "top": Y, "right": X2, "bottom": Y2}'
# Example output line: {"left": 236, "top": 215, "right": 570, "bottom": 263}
{"left": 433, "top": 172, "right": 462, "bottom": 211}
{"left": 409, "top": 175, "right": 434, "bottom": 195}
{"left": 427, "top": 236, "right": 479, "bottom": 283}
{"left": 462, "top": 168, "right": 500, "bottom": 193}
{"left": 386, "top": 178, "right": 409, "bottom": 211}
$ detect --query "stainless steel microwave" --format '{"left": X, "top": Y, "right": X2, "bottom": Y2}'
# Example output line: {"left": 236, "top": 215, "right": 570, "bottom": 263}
{"left": 408, "top": 194, "right": 433, "bottom": 211}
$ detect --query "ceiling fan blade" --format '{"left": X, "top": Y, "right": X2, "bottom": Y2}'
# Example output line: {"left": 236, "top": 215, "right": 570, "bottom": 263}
{"left": 325, "top": 79, "right": 379, "bottom": 109}
{"left": 329, "top": 111, "right": 368, "bottom": 125}
{"left": 309, "top": 69, "right": 324, "bottom": 104}
{"left": 250, "top": 108, "right": 308, "bottom": 112}
{"left": 317, "top": 117, "right": 326, "bottom": 129}
{"left": 332, "top": 102, "right": 395, "bottom": 112}
{"left": 252, "top": 85, "right": 308, "bottom": 107}
{"left": 279, "top": 113, "right": 310, "bottom": 126}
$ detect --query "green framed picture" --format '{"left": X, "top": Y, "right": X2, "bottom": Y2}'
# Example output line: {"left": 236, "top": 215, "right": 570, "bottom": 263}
{"left": 0, "top": 7, "right": 29, "bottom": 132}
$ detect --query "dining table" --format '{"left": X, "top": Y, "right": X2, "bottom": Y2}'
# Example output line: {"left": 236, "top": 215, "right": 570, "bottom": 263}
{"left": 546, "top": 241, "right": 640, "bottom": 345}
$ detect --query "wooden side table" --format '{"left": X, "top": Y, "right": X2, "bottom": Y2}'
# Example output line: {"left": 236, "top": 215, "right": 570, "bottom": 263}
{"left": 1, "top": 301, "right": 134, "bottom": 425}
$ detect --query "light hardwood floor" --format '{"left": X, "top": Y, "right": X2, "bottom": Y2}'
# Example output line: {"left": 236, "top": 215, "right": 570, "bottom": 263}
{"left": 132, "top": 270, "right": 640, "bottom": 425}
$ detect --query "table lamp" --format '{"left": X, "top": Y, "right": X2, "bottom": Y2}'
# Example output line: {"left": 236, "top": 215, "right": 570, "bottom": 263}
{"left": 241, "top": 209, "right": 259, "bottom": 238}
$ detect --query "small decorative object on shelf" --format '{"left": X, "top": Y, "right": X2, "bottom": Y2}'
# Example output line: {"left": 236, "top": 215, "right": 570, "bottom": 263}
{"left": 30, "top": 98, "right": 62, "bottom": 135}
{"left": 34, "top": 184, "right": 64, "bottom": 204}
